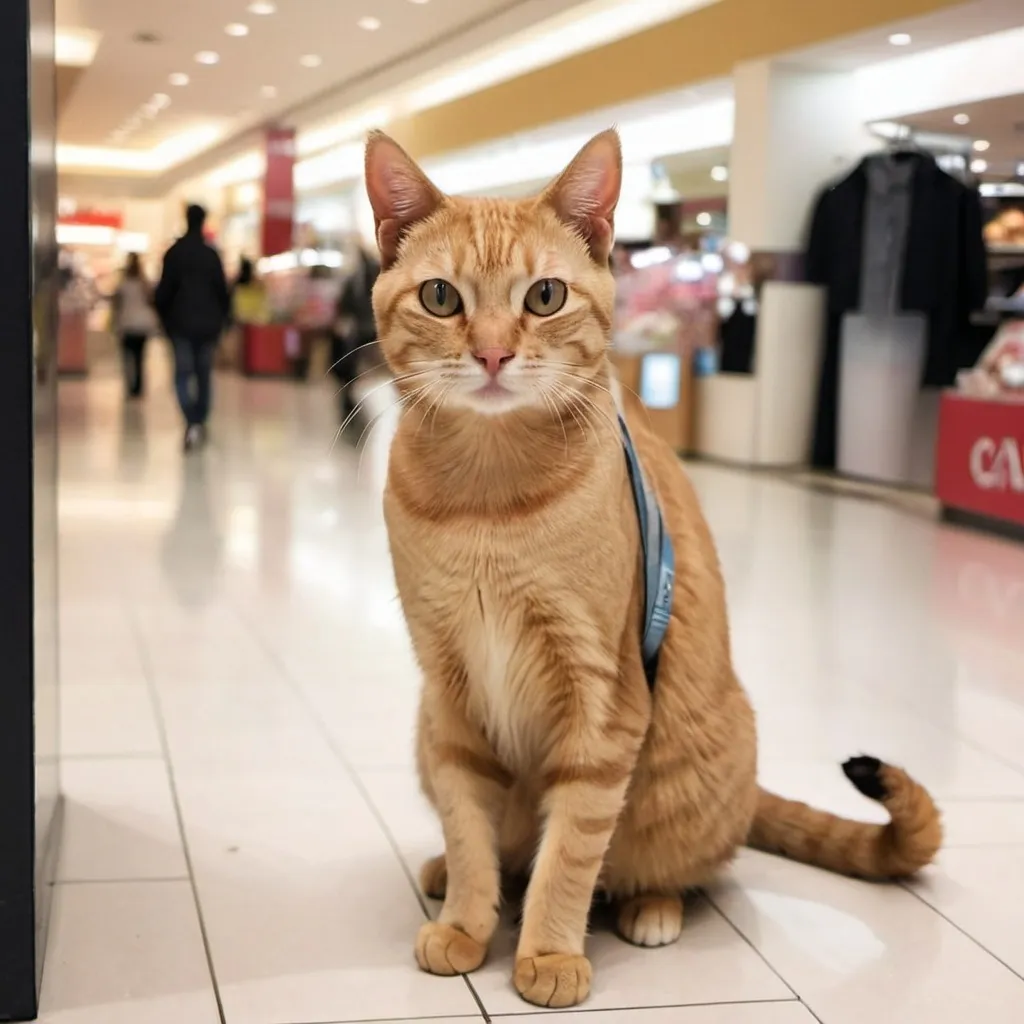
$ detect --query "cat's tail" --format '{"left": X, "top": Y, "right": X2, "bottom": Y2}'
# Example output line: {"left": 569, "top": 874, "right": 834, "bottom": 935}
{"left": 747, "top": 755, "right": 941, "bottom": 879}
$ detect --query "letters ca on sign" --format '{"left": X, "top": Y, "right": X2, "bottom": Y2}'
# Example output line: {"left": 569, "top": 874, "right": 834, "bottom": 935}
{"left": 969, "top": 436, "right": 1024, "bottom": 492}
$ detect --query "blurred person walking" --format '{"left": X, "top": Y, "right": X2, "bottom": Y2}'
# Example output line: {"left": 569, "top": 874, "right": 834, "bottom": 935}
{"left": 155, "top": 204, "right": 231, "bottom": 452}
{"left": 111, "top": 252, "right": 156, "bottom": 399}
{"left": 330, "top": 245, "right": 380, "bottom": 420}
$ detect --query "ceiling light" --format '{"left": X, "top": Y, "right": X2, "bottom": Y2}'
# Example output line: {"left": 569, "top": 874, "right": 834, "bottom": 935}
{"left": 225, "top": 23, "right": 249, "bottom": 37}
{"left": 973, "top": 139, "right": 990, "bottom": 152}
{"left": 261, "top": 85, "right": 278, "bottom": 98}
{"left": 248, "top": 1, "right": 276, "bottom": 12}
{"left": 358, "top": 16, "right": 382, "bottom": 31}
{"left": 696, "top": 212, "right": 712, "bottom": 227}
{"left": 970, "top": 158, "right": 988, "bottom": 174}
{"left": 54, "top": 28, "right": 99, "bottom": 66}
{"left": 299, "top": 54, "right": 322, "bottom": 68}
{"left": 953, "top": 113, "right": 970, "bottom": 126}
{"left": 195, "top": 51, "right": 220, "bottom": 65}
{"left": 888, "top": 32, "right": 912, "bottom": 46}
{"left": 408, "top": 0, "right": 430, "bottom": 4}
{"left": 151, "top": 93, "right": 171, "bottom": 109}
{"left": 710, "top": 165, "right": 728, "bottom": 182}
{"left": 169, "top": 72, "right": 190, "bottom": 86}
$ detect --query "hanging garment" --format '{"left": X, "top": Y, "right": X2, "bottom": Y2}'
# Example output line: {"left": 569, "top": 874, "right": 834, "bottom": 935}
{"left": 805, "top": 152, "right": 988, "bottom": 469}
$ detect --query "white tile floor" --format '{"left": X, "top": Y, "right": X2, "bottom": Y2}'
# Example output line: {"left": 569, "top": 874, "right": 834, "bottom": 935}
{"left": 49, "top": 353, "right": 1024, "bottom": 1024}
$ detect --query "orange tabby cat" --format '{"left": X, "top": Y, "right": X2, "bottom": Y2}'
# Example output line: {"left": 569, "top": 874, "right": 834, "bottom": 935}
{"left": 364, "top": 128, "right": 942, "bottom": 1009}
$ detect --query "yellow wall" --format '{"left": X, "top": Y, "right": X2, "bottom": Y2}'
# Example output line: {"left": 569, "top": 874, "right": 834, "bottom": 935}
{"left": 388, "top": 0, "right": 963, "bottom": 159}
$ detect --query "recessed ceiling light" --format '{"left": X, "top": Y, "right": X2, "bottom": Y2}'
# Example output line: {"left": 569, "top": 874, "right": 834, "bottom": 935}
{"left": 248, "top": 1, "right": 276, "bottom": 13}
{"left": 169, "top": 72, "right": 190, "bottom": 86}
{"left": 151, "top": 92, "right": 171, "bottom": 109}
{"left": 225, "top": 23, "right": 249, "bottom": 37}
{"left": 970, "top": 158, "right": 988, "bottom": 174}
{"left": 261, "top": 85, "right": 278, "bottom": 98}
{"left": 953, "top": 112, "right": 970, "bottom": 126}
{"left": 408, "top": 0, "right": 430, "bottom": 4}
{"left": 299, "top": 54, "right": 322, "bottom": 68}
{"left": 973, "top": 139, "right": 990, "bottom": 152}
{"left": 710, "top": 165, "right": 729, "bottom": 182}
{"left": 888, "top": 32, "right": 912, "bottom": 46}
{"left": 358, "top": 16, "right": 382, "bottom": 31}
{"left": 195, "top": 51, "right": 220, "bottom": 65}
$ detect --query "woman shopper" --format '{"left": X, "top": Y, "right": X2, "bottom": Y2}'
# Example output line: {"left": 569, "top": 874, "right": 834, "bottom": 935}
{"left": 112, "top": 253, "right": 156, "bottom": 398}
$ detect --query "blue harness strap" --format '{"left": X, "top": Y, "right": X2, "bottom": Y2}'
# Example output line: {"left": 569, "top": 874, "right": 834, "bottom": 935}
{"left": 618, "top": 414, "right": 675, "bottom": 690}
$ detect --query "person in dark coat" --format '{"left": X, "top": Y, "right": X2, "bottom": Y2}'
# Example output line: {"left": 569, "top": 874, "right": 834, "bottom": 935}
{"left": 155, "top": 204, "right": 231, "bottom": 451}
{"left": 805, "top": 152, "right": 988, "bottom": 469}
{"left": 330, "top": 247, "right": 381, "bottom": 420}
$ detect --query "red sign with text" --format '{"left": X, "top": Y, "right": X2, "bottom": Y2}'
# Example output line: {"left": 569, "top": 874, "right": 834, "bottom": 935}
{"left": 935, "top": 392, "right": 1024, "bottom": 527}
{"left": 261, "top": 127, "right": 295, "bottom": 257}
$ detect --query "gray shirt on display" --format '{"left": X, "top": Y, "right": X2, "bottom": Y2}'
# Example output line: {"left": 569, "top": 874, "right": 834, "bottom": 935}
{"left": 859, "top": 156, "right": 916, "bottom": 316}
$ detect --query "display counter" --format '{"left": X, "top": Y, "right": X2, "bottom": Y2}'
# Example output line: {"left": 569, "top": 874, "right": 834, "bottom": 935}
{"left": 935, "top": 392, "right": 1024, "bottom": 535}
{"left": 243, "top": 323, "right": 300, "bottom": 377}
{"left": 57, "top": 309, "right": 88, "bottom": 376}
{"left": 610, "top": 350, "right": 693, "bottom": 452}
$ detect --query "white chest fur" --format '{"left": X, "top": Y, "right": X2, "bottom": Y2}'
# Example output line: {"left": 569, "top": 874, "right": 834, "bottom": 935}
{"left": 460, "top": 581, "right": 534, "bottom": 771}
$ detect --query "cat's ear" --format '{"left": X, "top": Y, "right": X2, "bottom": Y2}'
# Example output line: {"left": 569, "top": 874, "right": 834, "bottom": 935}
{"left": 542, "top": 128, "right": 622, "bottom": 262}
{"left": 364, "top": 131, "right": 444, "bottom": 269}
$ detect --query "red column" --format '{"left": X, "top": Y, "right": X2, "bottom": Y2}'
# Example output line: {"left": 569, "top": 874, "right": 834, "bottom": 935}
{"left": 261, "top": 127, "right": 295, "bottom": 257}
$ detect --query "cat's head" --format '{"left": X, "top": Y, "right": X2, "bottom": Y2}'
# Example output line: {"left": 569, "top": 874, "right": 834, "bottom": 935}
{"left": 364, "top": 129, "right": 621, "bottom": 418}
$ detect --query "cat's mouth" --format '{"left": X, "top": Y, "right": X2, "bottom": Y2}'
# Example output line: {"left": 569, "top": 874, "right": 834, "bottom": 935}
{"left": 474, "top": 380, "right": 514, "bottom": 399}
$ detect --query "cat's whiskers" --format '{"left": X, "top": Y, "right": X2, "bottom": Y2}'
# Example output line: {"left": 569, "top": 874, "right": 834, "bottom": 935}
{"left": 550, "top": 372, "right": 622, "bottom": 447}
{"left": 548, "top": 383, "right": 591, "bottom": 446}
{"left": 324, "top": 338, "right": 387, "bottom": 378}
{"left": 330, "top": 371, "right": 429, "bottom": 455}
{"left": 356, "top": 382, "right": 434, "bottom": 483}
{"left": 333, "top": 357, "right": 433, "bottom": 401}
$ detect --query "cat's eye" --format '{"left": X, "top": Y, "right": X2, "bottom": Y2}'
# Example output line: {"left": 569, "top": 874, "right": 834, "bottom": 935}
{"left": 524, "top": 278, "right": 568, "bottom": 317}
{"left": 419, "top": 279, "right": 463, "bottom": 318}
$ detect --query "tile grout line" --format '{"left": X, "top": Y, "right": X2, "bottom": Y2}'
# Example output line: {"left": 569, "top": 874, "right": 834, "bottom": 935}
{"left": 899, "top": 881, "right": 1024, "bottom": 986}
{"left": 228, "top": 602, "right": 494, "bottom": 1023}
{"left": 488, "top": 996, "right": 803, "bottom": 1017}
{"left": 702, "top": 890, "right": 825, "bottom": 1024}
{"left": 283, "top": 1015, "right": 485, "bottom": 1024}
{"left": 278, "top": 998, "right": 803, "bottom": 1024}
{"left": 126, "top": 606, "right": 229, "bottom": 1024}
{"left": 55, "top": 876, "right": 191, "bottom": 886}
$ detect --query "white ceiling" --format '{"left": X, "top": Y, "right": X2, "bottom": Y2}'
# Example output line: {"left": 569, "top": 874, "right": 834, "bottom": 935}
{"left": 901, "top": 93, "right": 1024, "bottom": 177}
{"left": 57, "top": 0, "right": 542, "bottom": 152}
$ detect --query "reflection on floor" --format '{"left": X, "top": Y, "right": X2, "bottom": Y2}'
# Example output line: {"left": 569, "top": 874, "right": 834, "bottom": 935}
{"left": 50, "top": 354, "right": 1024, "bottom": 1023}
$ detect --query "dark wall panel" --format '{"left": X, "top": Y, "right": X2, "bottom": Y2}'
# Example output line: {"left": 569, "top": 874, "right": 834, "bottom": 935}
{"left": 0, "top": 0, "right": 60, "bottom": 1017}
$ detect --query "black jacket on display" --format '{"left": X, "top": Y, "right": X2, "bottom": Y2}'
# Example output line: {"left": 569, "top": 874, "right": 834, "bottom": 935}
{"left": 805, "top": 153, "right": 988, "bottom": 468}
{"left": 155, "top": 229, "right": 231, "bottom": 342}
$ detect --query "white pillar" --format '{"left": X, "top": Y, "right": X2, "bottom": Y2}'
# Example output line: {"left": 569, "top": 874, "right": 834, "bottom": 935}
{"left": 729, "top": 61, "right": 876, "bottom": 252}
{"left": 695, "top": 61, "right": 877, "bottom": 467}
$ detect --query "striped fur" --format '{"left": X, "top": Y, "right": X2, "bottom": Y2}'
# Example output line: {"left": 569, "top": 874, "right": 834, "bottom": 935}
{"left": 366, "top": 130, "right": 942, "bottom": 1010}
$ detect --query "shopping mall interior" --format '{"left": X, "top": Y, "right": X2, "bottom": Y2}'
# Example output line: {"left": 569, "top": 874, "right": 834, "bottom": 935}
{"left": 3, "top": 0, "right": 1024, "bottom": 1021}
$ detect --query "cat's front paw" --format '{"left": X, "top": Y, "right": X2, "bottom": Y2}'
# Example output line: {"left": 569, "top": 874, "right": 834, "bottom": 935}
{"left": 419, "top": 854, "right": 447, "bottom": 900}
{"left": 514, "top": 953, "right": 592, "bottom": 1008}
{"left": 415, "top": 921, "right": 486, "bottom": 976}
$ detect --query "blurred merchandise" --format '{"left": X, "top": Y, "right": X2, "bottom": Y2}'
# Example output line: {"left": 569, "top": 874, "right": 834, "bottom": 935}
{"left": 956, "top": 320, "right": 1024, "bottom": 400}
{"left": 984, "top": 207, "right": 1024, "bottom": 248}
{"left": 806, "top": 147, "right": 989, "bottom": 481}
{"left": 610, "top": 245, "right": 721, "bottom": 452}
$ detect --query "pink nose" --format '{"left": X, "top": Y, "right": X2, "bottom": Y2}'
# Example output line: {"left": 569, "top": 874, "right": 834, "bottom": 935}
{"left": 473, "top": 347, "right": 515, "bottom": 378}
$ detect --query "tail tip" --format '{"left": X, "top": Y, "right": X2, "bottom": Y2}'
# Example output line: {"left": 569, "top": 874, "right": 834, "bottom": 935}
{"left": 842, "top": 755, "right": 887, "bottom": 800}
